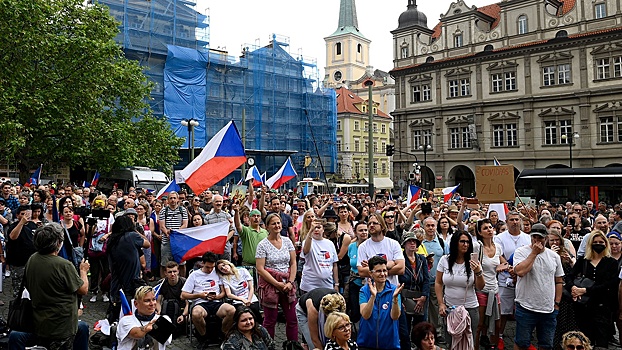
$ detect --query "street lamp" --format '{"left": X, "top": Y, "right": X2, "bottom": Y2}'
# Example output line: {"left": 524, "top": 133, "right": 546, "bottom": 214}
{"left": 418, "top": 144, "right": 432, "bottom": 188}
{"left": 561, "top": 132, "right": 580, "bottom": 168}
{"left": 181, "top": 119, "right": 200, "bottom": 162}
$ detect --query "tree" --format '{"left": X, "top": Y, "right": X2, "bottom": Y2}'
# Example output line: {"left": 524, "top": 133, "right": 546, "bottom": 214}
{"left": 0, "top": 0, "right": 183, "bottom": 183}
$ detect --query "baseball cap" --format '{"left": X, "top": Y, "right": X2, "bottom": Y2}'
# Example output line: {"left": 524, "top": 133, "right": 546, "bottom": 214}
{"left": 530, "top": 223, "right": 548, "bottom": 237}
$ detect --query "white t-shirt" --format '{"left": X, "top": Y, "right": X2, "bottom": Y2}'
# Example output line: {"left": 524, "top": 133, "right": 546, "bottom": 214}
{"left": 300, "top": 238, "right": 339, "bottom": 291}
{"left": 117, "top": 314, "right": 172, "bottom": 350}
{"left": 513, "top": 246, "right": 564, "bottom": 313}
{"left": 437, "top": 255, "right": 479, "bottom": 309}
{"left": 357, "top": 236, "right": 405, "bottom": 286}
{"left": 493, "top": 231, "right": 530, "bottom": 285}
{"left": 181, "top": 268, "right": 222, "bottom": 304}
{"left": 480, "top": 245, "right": 502, "bottom": 294}
{"left": 221, "top": 267, "right": 258, "bottom": 303}
{"left": 255, "top": 237, "right": 295, "bottom": 273}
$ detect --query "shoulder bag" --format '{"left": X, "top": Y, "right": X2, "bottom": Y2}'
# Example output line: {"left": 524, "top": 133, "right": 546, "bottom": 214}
{"left": 61, "top": 221, "right": 84, "bottom": 268}
{"left": 573, "top": 259, "right": 594, "bottom": 305}
{"left": 401, "top": 256, "right": 423, "bottom": 315}
{"left": 7, "top": 269, "right": 34, "bottom": 332}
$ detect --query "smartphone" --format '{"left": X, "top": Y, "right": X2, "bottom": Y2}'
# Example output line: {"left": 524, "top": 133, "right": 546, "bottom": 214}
{"left": 425, "top": 253, "right": 435, "bottom": 259}
{"left": 208, "top": 292, "right": 216, "bottom": 296}
{"left": 470, "top": 252, "right": 479, "bottom": 263}
{"left": 569, "top": 217, "right": 576, "bottom": 226}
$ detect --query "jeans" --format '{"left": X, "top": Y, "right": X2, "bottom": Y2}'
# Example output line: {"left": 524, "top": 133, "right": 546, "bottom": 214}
{"left": 296, "top": 303, "right": 316, "bottom": 348}
{"left": 263, "top": 295, "right": 298, "bottom": 341}
{"left": 9, "top": 320, "right": 88, "bottom": 350}
{"left": 514, "top": 303, "right": 557, "bottom": 349}
{"left": 11, "top": 266, "right": 25, "bottom": 298}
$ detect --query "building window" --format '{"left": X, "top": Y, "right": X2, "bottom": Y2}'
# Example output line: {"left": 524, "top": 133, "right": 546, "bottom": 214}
{"left": 381, "top": 141, "right": 386, "bottom": 154}
{"left": 336, "top": 43, "right": 342, "bottom": 55}
{"left": 492, "top": 123, "right": 518, "bottom": 147}
{"left": 364, "top": 122, "right": 369, "bottom": 131}
{"left": 373, "top": 123, "right": 378, "bottom": 133}
{"left": 354, "top": 121, "right": 360, "bottom": 130}
{"left": 492, "top": 74, "right": 503, "bottom": 92}
{"left": 460, "top": 79, "right": 470, "bottom": 96}
{"left": 373, "top": 161, "right": 378, "bottom": 174}
{"left": 381, "top": 124, "right": 386, "bottom": 134}
{"left": 381, "top": 163, "right": 387, "bottom": 174}
{"left": 358, "top": 44, "right": 362, "bottom": 53}
{"left": 412, "top": 128, "right": 433, "bottom": 150}
{"left": 413, "top": 130, "right": 422, "bottom": 149}
{"left": 600, "top": 117, "right": 614, "bottom": 142}
{"left": 449, "top": 80, "right": 459, "bottom": 97}
{"left": 373, "top": 141, "right": 378, "bottom": 153}
{"left": 491, "top": 70, "right": 518, "bottom": 93}
{"left": 597, "top": 58, "right": 610, "bottom": 79}
{"left": 505, "top": 72, "right": 517, "bottom": 91}
{"left": 595, "top": 3, "right": 607, "bottom": 19}
{"left": 543, "top": 119, "right": 572, "bottom": 145}
{"left": 594, "top": 54, "right": 622, "bottom": 80}
{"left": 542, "top": 64, "right": 572, "bottom": 86}
{"left": 518, "top": 15, "right": 528, "bottom": 34}
{"left": 364, "top": 141, "right": 368, "bottom": 152}
{"left": 454, "top": 34, "right": 463, "bottom": 48}
{"left": 449, "top": 127, "right": 471, "bottom": 149}
{"left": 448, "top": 78, "right": 470, "bottom": 97}
{"left": 354, "top": 139, "right": 360, "bottom": 152}
{"left": 412, "top": 83, "right": 431, "bottom": 102}
{"left": 336, "top": 120, "right": 341, "bottom": 131}
{"left": 336, "top": 139, "right": 341, "bottom": 152}
{"left": 354, "top": 162, "right": 360, "bottom": 176}
{"left": 401, "top": 46, "right": 408, "bottom": 59}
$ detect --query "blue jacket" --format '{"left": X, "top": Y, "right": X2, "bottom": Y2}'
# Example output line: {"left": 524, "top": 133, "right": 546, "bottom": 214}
{"left": 398, "top": 252, "right": 430, "bottom": 298}
{"left": 358, "top": 281, "right": 401, "bottom": 349}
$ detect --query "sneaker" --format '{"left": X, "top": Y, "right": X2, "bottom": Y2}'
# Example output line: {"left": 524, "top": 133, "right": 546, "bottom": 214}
{"left": 102, "top": 294, "right": 110, "bottom": 303}
{"left": 89, "top": 295, "right": 97, "bottom": 303}
{"left": 497, "top": 338, "right": 505, "bottom": 350}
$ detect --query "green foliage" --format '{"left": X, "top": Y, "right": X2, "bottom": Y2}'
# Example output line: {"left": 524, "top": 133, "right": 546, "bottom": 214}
{"left": 0, "top": 0, "right": 182, "bottom": 182}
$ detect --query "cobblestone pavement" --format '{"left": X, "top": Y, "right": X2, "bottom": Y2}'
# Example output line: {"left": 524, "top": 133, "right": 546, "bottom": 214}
{"left": 0, "top": 276, "right": 521, "bottom": 350}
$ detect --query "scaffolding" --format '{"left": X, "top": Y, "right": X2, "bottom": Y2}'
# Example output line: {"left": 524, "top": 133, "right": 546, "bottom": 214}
{"left": 164, "top": 35, "right": 337, "bottom": 180}
{"left": 98, "top": 0, "right": 209, "bottom": 116}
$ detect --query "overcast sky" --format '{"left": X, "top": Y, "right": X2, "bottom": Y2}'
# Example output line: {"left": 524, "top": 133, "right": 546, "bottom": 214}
{"left": 200, "top": 0, "right": 492, "bottom": 75}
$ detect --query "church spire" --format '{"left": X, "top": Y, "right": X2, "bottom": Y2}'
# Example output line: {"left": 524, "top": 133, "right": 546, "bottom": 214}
{"left": 338, "top": 0, "right": 359, "bottom": 30}
{"left": 328, "top": 0, "right": 366, "bottom": 38}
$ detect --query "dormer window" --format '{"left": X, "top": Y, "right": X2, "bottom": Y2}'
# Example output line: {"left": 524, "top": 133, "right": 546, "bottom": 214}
{"left": 518, "top": 15, "right": 528, "bottom": 34}
{"left": 454, "top": 34, "right": 463, "bottom": 48}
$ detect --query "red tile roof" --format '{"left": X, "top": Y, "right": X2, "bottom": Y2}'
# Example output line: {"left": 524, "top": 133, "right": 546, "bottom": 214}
{"left": 432, "top": 22, "right": 442, "bottom": 40}
{"left": 477, "top": 3, "right": 501, "bottom": 29}
{"left": 335, "top": 87, "right": 391, "bottom": 119}
{"left": 561, "top": 0, "right": 576, "bottom": 15}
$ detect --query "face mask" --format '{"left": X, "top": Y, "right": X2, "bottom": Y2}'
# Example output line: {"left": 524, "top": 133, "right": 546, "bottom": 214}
{"left": 592, "top": 244, "right": 606, "bottom": 254}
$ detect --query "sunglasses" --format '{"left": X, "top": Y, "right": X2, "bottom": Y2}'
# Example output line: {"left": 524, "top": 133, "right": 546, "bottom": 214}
{"left": 566, "top": 346, "right": 584, "bottom": 350}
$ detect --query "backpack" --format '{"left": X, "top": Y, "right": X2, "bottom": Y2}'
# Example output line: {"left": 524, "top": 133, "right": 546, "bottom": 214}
{"left": 161, "top": 299, "right": 183, "bottom": 322}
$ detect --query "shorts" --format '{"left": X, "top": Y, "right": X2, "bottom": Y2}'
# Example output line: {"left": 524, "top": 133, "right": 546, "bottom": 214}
{"left": 476, "top": 291, "right": 500, "bottom": 307}
{"left": 160, "top": 242, "right": 186, "bottom": 266}
{"left": 498, "top": 285, "right": 515, "bottom": 315}
{"left": 514, "top": 303, "right": 557, "bottom": 349}
{"left": 197, "top": 301, "right": 224, "bottom": 316}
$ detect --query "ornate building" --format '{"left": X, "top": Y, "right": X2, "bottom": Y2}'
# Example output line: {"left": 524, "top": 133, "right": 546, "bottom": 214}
{"left": 390, "top": 0, "right": 622, "bottom": 196}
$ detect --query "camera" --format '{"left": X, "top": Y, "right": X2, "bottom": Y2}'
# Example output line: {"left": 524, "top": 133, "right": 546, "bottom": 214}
{"left": 421, "top": 202, "right": 432, "bottom": 214}
{"left": 183, "top": 200, "right": 190, "bottom": 207}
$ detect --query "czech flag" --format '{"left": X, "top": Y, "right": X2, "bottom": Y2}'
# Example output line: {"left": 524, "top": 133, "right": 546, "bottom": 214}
{"left": 178, "top": 121, "right": 246, "bottom": 194}
{"left": 153, "top": 279, "right": 165, "bottom": 299}
{"left": 265, "top": 157, "right": 297, "bottom": 189}
{"left": 407, "top": 185, "right": 422, "bottom": 205}
{"left": 245, "top": 166, "right": 264, "bottom": 187}
{"left": 493, "top": 157, "right": 501, "bottom": 166}
{"left": 120, "top": 290, "right": 133, "bottom": 316}
{"left": 487, "top": 203, "right": 509, "bottom": 222}
{"left": 442, "top": 184, "right": 460, "bottom": 203}
{"left": 29, "top": 165, "right": 42, "bottom": 186}
{"left": 91, "top": 171, "right": 100, "bottom": 187}
{"left": 170, "top": 221, "right": 230, "bottom": 262}
{"left": 156, "top": 179, "right": 181, "bottom": 199}
{"left": 82, "top": 181, "right": 90, "bottom": 188}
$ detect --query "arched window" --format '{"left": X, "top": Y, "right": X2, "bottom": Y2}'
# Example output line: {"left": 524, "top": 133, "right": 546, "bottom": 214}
{"left": 336, "top": 42, "right": 342, "bottom": 55}
{"left": 357, "top": 44, "right": 362, "bottom": 53}
{"left": 518, "top": 15, "right": 528, "bottom": 34}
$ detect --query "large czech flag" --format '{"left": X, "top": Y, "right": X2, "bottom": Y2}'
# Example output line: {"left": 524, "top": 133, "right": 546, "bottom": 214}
{"left": 178, "top": 121, "right": 246, "bottom": 194}
{"left": 265, "top": 157, "right": 297, "bottom": 189}
{"left": 407, "top": 185, "right": 422, "bottom": 205}
{"left": 442, "top": 184, "right": 460, "bottom": 203}
{"left": 170, "top": 221, "right": 230, "bottom": 263}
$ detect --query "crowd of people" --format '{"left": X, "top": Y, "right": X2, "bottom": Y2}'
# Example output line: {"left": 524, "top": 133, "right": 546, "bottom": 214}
{"left": 1, "top": 179, "right": 622, "bottom": 350}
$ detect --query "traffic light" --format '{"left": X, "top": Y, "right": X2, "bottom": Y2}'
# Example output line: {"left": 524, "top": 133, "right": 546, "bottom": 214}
{"left": 386, "top": 145, "right": 395, "bottom": 156}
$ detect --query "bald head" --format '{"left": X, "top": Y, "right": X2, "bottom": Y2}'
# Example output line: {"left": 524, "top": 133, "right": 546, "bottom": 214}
{"left": 594, "top": 214, "right": 608, "bottom": 232}
{"left": 213, "top": 195, "right": 224, "bottom": 211}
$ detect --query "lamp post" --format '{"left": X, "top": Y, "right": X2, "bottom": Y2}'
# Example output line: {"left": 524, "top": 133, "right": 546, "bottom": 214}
{"left": 363, "top": 79, "right": 375, "bottom": 196}
{"left": 181, "top": 119, "right": 200, "bottom": 162}
{"left": 418, "top": 144, "right": 432, "bottom": 189}
{"left": 561, "top": 132, "right": 580, "bottom": 168}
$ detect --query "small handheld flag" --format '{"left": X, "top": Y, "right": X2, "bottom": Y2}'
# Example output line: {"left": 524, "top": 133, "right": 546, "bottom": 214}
{"left": 156, "top": 179, "right": 181, "bottom": 199}
{"left": 265, "top": 157, "right": 297, "bottom": 189}
{"left": 91, "top": 171, "right": 100, "bottom": 187}
{"left": 119, "top": 290, "right": 132, "bottom": 316}
{"left": 29, "top": 165, "right": 42, "bottom": 186}
{"left": 407, "top": 185, "right": 422, "bottom": 205}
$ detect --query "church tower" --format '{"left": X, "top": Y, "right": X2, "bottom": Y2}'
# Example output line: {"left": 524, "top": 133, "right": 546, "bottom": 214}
{"left": 323, "top": 0, "right": 370, "bottom": 88}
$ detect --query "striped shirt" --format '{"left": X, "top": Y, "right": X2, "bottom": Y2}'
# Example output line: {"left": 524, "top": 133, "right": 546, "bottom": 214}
{"left": 159, "top": 205, "right": 188, "bottom": 244}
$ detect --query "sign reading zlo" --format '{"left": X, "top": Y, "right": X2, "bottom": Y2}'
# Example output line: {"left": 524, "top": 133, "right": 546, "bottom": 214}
{"left": 475, "top": 165, "right": 515, "bottom": 203}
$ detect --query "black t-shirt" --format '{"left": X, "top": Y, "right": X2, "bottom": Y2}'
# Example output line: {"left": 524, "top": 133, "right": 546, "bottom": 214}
{"left": 298, "top": 288, "right": 338, "bottom": 315}
{"left": 6, "top": 221, "right": 38, "bottom": 266}
{"left": 160, "top": 277, "right": 186, "bottom": 303}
